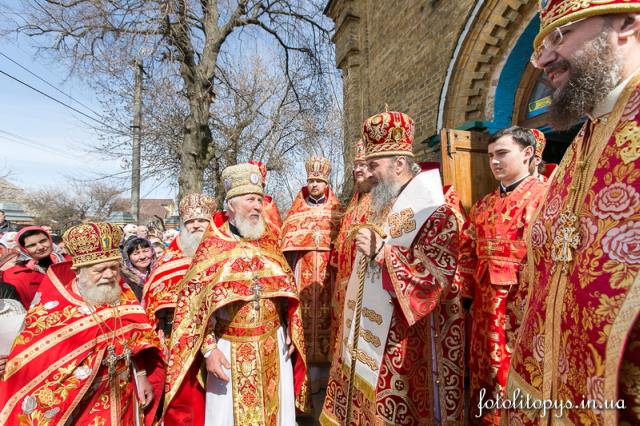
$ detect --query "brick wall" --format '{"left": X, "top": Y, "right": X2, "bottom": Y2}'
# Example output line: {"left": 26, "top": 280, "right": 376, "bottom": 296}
{"left": 326, "top": 0, "right": 540, "bottom": 163}
{"left": 327, "top": 0, "right": 475, "bottom": 160}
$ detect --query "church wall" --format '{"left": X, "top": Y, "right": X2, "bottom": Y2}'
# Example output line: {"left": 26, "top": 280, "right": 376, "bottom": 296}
{"left": 326, "top": 0, "right": 541, "bottom": 162}
{"left": 326, "top": 0, "right": 475, "bottom": 163}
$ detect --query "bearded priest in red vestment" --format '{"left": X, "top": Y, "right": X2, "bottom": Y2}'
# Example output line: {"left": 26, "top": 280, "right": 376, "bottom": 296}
{"left": 281, "top": 156, "right": 343, "bottom": 390}
{"left": 321, "top": 111, "right": 464, "bottom": 425}
{"left": 505, "top": 2, "right": 640, "bottom": 424}
{"left": 143, "top": 193, "right": 217, "bottom": 342}
{"left": 163, "top": 163, "right": 309, "bottom": 425}
{"left": 329, "top": 139, "right": 373, "bottom": 353}
{"left": 457, "top": 126, "right": 547, "bottom": 424}
{"left": 0, "top": 222, "right": 164, "bottom": 425}
{"left": 249, "top": 160, "right": 284, "bottom": 240}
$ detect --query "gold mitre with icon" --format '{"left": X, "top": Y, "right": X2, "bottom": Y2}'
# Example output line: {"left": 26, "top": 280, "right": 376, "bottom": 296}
{"left": 305, "top": 156, "right": 331, "bottom": 183}
{"left": 63, "top": 222, "right": 123, "bottom": 269}
{"left": 179, "top": 193, "right": 217, "bottom": 223}
{"left": 362, "top": 110, "right": 415, "bottom": 159}
{"left": 222, "top": 163, "right": 264, "bottom": 201}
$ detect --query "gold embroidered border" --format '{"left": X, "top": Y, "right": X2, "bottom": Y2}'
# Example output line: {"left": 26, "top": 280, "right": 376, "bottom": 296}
{"left": 0, "top": 325, "right": 133, "bottom": 421}
{"left": 544, "top": 69, "right": 640, "bottom": 405}
{"left": 6, "top": 306, "right": 143, "bottom": 379}
{"left": 229, "top": 329, "right": 280, "bottom": 425}
{"left": 184, "top": 247, "right": 288, "bottom": 283}
{"left": 603, "top": 274, "right": 640, "bottom": 425}
{"left": 58, "top": 350, "right": 104, "bottom": 425}
{"left": 536, "top": 3, "right": 640, "bottom": 48}
{"left": 340, "top": 362, "right": 377, "bottom": 402}
{"left": 384, "top": 244, "right": 416, "bottom": 326}
{"left": 359, "top": 329, "right": 381, "bottom": 348}
{"left": 164, "top": 291, "right": 300, "bottom": 407}
{"left": 150, "top": 257, "right": 191, "bottom": 277}
{"left": 319, "top": 410, "right": 341, "bottom": 426}
{"left": 362, "top": 308, "right": 383, "bottom": 325}
{"left": 47, "top": 268, "right": 83, "bottom": 305}
{"left": 356, "top": 350, "right": 377, "bottom": 371}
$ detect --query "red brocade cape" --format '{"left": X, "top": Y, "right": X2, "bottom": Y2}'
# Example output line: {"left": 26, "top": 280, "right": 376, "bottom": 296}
{"left": 321, "top": 170, "right": 464, "bottom": 425}
{"left": 506, "top": 72, "right": 640, "bottom": 425}
{"left": 281, "top": 187, "right": 343, "bottom": 363}
{"left": 281, "top": 187, "right": 343, "bottom": 253}
{"left": 0, "top": 261, "right": 164, "bottom": 425}
{"left": 142, "top": 235, "right": 192, "bottom": 328}
{"left": 163, "top": 211, "right": 309, "bottom": 423}
{"left": 458, "top": 176, "right": 547, "bottom": 424}
{"left": 263, "top": 195, "right": 284, "bottom": 240}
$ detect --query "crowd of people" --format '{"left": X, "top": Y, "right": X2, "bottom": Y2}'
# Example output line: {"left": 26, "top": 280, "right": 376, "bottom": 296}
{"left": 0, "top": 1, "right": 639, "bottom": 425}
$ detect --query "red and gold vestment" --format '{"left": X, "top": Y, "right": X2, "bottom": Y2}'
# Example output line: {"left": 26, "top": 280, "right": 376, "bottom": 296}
{"left": 329, "top": 191, "right": 371, "bottom": 355}
{"left": 163, "top": 211, "right": 309, "bottom": 425}
{"left": 0, "top": 261, "right": 164, "bottom": 426}
{"left": 142, "top": 235, "right": 191, "bottom": 333}
{"left": 281, "top": 188, "right": 343, "bottom": 363}
{"left": 321, "top": 169, "right": 464, "bottom": 425}
{"left": 506, "top": 72, "right": 640, "bottom": 425}
{"left": 264, "top": 195, "right": 283, "bottom": 240}
{"left": 458, "top": 176, "right": 546, "bottom": 424}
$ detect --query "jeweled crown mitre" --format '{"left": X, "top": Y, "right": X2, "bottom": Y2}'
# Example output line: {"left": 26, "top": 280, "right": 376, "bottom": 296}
{"left": 305, "top": 156, "right": 331, "bottom": 183}
{"left": 63, "top": 222, "right": 123, "bottom": 268}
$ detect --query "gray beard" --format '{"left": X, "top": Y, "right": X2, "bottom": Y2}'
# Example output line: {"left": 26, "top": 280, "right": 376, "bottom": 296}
{"left": 77, "top": 277, "right": 122, "bottom": 305}
{"left": 371, "top": 179, "right": 400, "bottom": 213}
{"left": 549, "top": 30, "right": 622, "bottom": 130}
{"left": 180, "top": 229, "right": 204, "bottom": 258}
{"left": 234, "top": 215, "right": 266, "bottom": 241}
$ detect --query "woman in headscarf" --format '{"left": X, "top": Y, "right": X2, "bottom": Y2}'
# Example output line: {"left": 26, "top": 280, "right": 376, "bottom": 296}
{"left": 2, "top": 226, "right": 68, "bottom": 308}
{"left": 121, "top": 236, "right": 157, "bottom": 301}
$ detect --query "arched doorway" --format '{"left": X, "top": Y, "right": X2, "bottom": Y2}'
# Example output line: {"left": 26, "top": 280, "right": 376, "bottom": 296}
{"left": 514, "top": 65, "right": 581, "bottom": 165}
{"left": 439, "top": 4, "right": 578, "bottom": 208}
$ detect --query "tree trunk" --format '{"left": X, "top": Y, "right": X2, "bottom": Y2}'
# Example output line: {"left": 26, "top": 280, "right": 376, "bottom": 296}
{"left": 177, "top": 101, "right": 214, "bottom": 201}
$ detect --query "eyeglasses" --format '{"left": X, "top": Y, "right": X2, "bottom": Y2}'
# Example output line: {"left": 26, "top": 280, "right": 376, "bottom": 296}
{"left": 353, "top": 162, "right": 369, "bottom": 171}
{"left": 530, "top": 19, "right": 585, "bottom": 68}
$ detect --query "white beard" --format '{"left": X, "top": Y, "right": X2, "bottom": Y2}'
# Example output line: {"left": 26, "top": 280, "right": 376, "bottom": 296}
{"left": 78, "top": 277, "right": 122, "bottom": 305}
{"left": 234, "top": 215, "right": 266, "bottom": 241}
{"left": 180, "top": 229, "right": 204, "bottom": 258}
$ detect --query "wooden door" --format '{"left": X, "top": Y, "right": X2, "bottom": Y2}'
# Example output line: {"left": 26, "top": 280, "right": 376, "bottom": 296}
{"left": 440, "top": 129, "right": 496, "bottom": 211}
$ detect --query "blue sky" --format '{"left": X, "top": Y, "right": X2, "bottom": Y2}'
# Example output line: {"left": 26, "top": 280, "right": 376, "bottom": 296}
{"left": 0, "top": 35, "right": 176, "bottom": 199}
{"left": 0, "top": 2, "right": 338, "bottom": 203}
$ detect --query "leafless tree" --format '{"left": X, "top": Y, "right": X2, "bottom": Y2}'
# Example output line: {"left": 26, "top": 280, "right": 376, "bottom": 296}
{"left": 3, "top": 0, "right": 337, "bottom": 201}
{"left": 24, "top": 180, "right": 123, "bottom": 230}
{"left": 93, "top": 52, "right": 342, "bottom": 208}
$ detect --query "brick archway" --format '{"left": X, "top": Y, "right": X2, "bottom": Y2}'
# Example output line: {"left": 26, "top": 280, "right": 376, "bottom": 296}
{"left": 441, "top": 0, "right": 539, "bottom": 129}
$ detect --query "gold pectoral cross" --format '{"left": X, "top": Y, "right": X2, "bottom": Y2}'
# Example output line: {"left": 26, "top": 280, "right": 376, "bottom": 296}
{"left": 250, "top": 275, "right": 263, "bottom": 311}
{"left": 103, "top": 344, "right": 132, "bottom": 379}
{"left": 552, "top": 212, "right": 581, "bottom": 273}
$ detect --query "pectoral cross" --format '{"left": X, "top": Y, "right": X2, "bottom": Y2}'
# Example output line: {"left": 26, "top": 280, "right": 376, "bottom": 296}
{"left": 250, "top": 275, "right": 263, "bottom": 311}
{"left": 552, "top": 212, "right": 581, "bottom": 273}
{"left": 103, "top": 344, "right": 132, "bottom": 379}
{"left": 313, "top": 227, "right": 323, "bottom": 248}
